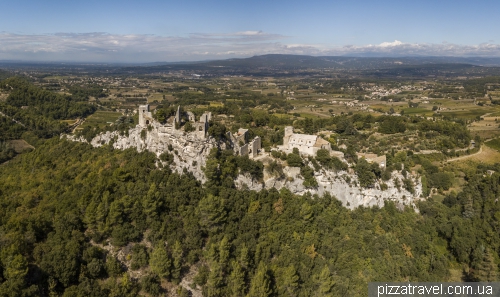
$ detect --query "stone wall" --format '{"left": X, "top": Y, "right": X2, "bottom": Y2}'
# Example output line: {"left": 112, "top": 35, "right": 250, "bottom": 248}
{"left": 239, "top": 143, "right": 248, "bottom": 156}
{"left": 250, "top": 136, "right": 261, "bottom": 158}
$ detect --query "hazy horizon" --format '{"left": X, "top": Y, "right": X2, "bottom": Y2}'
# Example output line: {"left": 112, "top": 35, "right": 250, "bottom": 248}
{"left": 2, "top": 0, "right": 500, "bottom": 63}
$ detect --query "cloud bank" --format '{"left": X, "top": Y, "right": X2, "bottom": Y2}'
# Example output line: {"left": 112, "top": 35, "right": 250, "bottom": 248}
{"left": 1, "top": 32, "right": 500, "bottom": 63}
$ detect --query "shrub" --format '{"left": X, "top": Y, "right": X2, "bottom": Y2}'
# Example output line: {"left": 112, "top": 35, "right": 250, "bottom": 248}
{"left": 287, "top": 153, "right": 303, "bottom": 167}
{"left": 141, "top": 273, "right": 162, "bottom": 296}
{"left": 131, "top": 245, "right": 149, "bottom": 270}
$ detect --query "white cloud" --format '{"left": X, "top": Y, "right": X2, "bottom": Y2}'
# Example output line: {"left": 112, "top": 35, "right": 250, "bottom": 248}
{"left": 0, "top": 32, "right": 499, "bottom": 62}
{"left": 378, "top": 40, "right": 404, "bottom": 47}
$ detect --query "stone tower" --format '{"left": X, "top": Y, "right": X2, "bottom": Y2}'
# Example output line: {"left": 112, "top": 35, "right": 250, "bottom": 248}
{"left": 139, "top": 104, "right": 152, "bottom": 127}
{"left": 283, "top": 126, "right": 294, "bottom": 147}
{"left": 175, "top": 105, "right": 181, "bottom": 125}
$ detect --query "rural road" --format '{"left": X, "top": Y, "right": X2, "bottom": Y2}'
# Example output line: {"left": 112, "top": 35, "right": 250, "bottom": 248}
{"left": 446, "top": 145, "right": 483, "bottom": 163}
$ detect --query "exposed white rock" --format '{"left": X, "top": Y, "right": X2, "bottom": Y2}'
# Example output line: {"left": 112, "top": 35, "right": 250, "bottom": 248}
{"left": 65, "top": 122, "right": 423, "bottom": 210}
{"left": 65, "top": 121, "right": 219, "bottom": 183}
{"left": 257, "top": 165, "right": 421, "bottom": 209}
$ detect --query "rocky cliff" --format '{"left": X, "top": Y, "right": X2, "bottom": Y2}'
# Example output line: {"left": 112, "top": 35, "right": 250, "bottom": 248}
{"left": 65, "top": 121, "right": 219, "bottom": 183}
{"left": 65, "top": 123, "right": 422, "bottom": 210}
{"left": 236, "top": 166, "right": 421, "bottom": 210}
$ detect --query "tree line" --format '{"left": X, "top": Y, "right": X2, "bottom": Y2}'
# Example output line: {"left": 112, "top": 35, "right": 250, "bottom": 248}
{"left": 0, "top": 138, "right": 499, "bottom": 296}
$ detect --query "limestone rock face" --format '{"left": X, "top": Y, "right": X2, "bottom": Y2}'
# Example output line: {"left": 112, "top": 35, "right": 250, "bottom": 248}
{"left": 67, "top": 122, "right": 219, "bottom": 183}
{"left": 65, "top": 123, "right": 422, "bottom": 210}
{"left": 258, "top": 166, "right": 421, "bottom": 210}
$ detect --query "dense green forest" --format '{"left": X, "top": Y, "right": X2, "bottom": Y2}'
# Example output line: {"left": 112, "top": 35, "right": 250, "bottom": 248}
{"left": 0, "top": 76, "right": 97, "bottom": 163}
{"left": 0, "top": 74, "right": 498, "bottom": 296}
{"left": 0, "top": 77, "right": 96, "bottom": 139}
{"left": 0, "top": 138, "right": 499, "bottom": 296}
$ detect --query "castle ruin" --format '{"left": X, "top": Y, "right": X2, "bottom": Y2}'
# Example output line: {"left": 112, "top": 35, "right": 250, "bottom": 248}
{"left": 139, "top": 104, "right": 154, "bottom": 127}
{"left": 279, "top": 126, "right": 331, "bottom": 156}
{"left": 70, "top": 106, "right": 421, "bottom": 210}
{"left": 227, "top": 128, "right": 262, "bottom": 158}
{"left": 139, "top": 104, "right": 211, "bottom": 139}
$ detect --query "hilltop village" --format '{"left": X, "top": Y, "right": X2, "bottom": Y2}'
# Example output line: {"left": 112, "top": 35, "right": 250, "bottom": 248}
{"left": 66, "top": 104, "right": 421, "bottom": 210}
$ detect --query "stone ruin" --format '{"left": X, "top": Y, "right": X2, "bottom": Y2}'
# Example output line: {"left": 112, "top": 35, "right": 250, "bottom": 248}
{"left": 65, "top": 105, "right": 422, "bottom": 210}
{"left": 140, "top": 104, "right": 211, "bottom": 139}
{"left": 226, "top": 128, "right": 262, "bottom": 158}
{"left": 279, "top": 126, "right": 331, "bottom": 156}
{"left": 138, "top": 104, "right": 154, "bottom": 127}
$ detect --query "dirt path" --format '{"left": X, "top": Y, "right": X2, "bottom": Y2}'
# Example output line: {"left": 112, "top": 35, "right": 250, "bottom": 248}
{"left": 445, "top": 137, "right": 500, "bottom": 163}
{"left": 71, "top": 118, "right": 85, "bottom": 133}
{"left": 446, "top": 145, "right": 483, "bottom": 163}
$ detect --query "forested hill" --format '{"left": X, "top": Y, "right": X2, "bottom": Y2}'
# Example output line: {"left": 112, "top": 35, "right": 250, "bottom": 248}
{"left": 0, "top": 77, "right": 96, "bottom": 140}
{"left": 146, "top": 54, "right": 500, "bottom": 70}
{"left": 3, "top": 56, "right": 500, "bottom": 77}
{"left": 0, "top": 137, "right": 499, "bottom": 296}
{"left": 0, "top": 69, "right": 11, "bottom": 81}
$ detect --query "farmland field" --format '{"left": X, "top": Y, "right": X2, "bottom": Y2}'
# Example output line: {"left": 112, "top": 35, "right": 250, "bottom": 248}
{"left": 440, "top": 108, "right": 488, "bottom": 119}
{"left": 485, "top": 138, "right": 500, "bottom": 151}
{"left": 402, "top": 107, "right": 431, "bottom": 115}
{"left": 76, "top": 111, "right": 123, "bottom": 130}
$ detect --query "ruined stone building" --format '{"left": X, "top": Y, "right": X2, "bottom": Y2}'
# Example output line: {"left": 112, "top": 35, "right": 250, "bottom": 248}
{"left": 139, "top": 104, "right": 154, "bottom": 127}
{"left": 227, "top": 128, "right": 262, "bottom": 158}
{"left": 139, "top": 104, "right": 261, "bottom": 157}
{"left": 280, "top": 126, "right": 331, "bottom": 156}
{"left": 139, "top": 104, "right": 211, "bottom": 139}
{"left": 194, "top": 111, "right": 211, "bottom": 139}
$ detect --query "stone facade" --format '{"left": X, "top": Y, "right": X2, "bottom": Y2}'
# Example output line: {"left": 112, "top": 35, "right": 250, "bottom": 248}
{"left": 227, "top": 128, "right": 261, "bottom": 158}
{"left": 239, "top": 144, "right": 248, "bottom": 156}
{"left": 186, "top": 111, "right": 196, "bottom": 122}
{"left": 250, "top": 136, "right": 261, "bottom": 158}
{"left": 280, "top": 126, "right": 331, "bottom": 156}
{"left": 193, "top": 111, "right": 211, "bottom": 138}
{"left": 139, "top": 104, "right": 154, "bottom": 127}
{"left": 175, "top": 106, "right": 181, "bottom": 125}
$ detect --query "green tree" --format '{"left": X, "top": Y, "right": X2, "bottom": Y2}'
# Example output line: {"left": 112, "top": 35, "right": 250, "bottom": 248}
{"left": 172, "top": 241, "right": 183, "bottom": 284}
{"left": 228, "top": 260, "right": 246, "bottom": 297}
{"left": 143, "top": 183, "right": 162, "bottom": 220}
{"left": 247, "top": 262, "right": 272, "bottom": 297}
{"left": 206, "top": 261, "right": 224, "bottom": 297}
{"left": 203, "top": 149, "right": 221, "bottom": 184}
{"left": 286, "top": 153, "right": 303, "bottom": 167}
{"left": 184, "top": 121, "right": 195, "bottom": 132}
{"left": 140, "top": 273, "right": 162, "bottom": 297}
{"left": 197, "top": 194, "right": 227, "bottom": 234}
{"left": 473, "top": 246, "right": 498, "bottom": 281}
{"left": 150, "top": 243, "right": 172, "bottom": 279}
{"left": 314, "top": 265, "right": 335, "bottom": 297}
{"left": 219, "top": 236, "right": 231, "bottom": 271}
{"left": 4, "top": 254, "right": 28, "bottom": 281}
{"left": 105, "top": 256, "right": 123, "bottom": 277}
{"left": 239, "top": 245, "right": 250, "bottom": 270}
{"left": 356, "top": 158, "right": 376, "bottom": 188}
{"left": 131, "top": 245, "right": 149, "bottom": 270}
{"left": 278, "top": 265, "right": 299, "bottom": 297}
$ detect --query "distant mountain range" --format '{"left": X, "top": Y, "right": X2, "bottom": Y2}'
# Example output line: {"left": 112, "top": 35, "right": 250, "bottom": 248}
{"left": 2, "top": 54, "right": 500, "bottom": 76}
{"left": 135, "top": 55, "right": 500, "bottom": 75}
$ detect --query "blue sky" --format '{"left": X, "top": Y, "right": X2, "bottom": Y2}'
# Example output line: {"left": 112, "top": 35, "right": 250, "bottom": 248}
{"left": 1, "top": 0, "right": 499, "bottom": 62}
